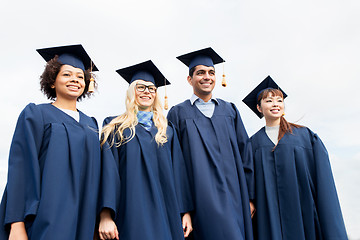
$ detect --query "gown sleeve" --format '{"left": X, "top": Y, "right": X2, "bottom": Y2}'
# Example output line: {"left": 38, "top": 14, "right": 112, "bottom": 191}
{"left": 2, "top": 103, "right": 44, "bottom": 228}
{"left": 312, "top": 133, "right": 348, "bottom": 239}
{"left": 231, "top": 103, "right": 255, "bottom": 200}
{"left": 167, "top": 107, "right": 180, "bottom": 132}
{"left": 169, "top": 123, "right": 193, "bottom": 214}
{"left": 98, "top": 117, "right": 121, "bottom": 219}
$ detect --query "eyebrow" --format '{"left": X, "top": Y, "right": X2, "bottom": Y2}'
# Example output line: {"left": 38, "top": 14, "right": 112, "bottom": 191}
{"left": 61, "top": 69, "right": 84, "bottom": 75}
{"left": 196, "top": 69, "right": 215, "bottom": 73}
{"left": 265, "top": 96, "right": 282, "bottom": 99}
{"left": 137, "top": 83, "right": 155, "bottom": 86}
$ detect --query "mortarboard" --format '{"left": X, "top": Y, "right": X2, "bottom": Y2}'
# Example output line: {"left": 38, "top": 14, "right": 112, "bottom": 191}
{"left": 242, "top": 75, "right": 287, "bottom": 118}
{"left": 36, "top": 44, "right": 98, "bottom": 72}
{"left": 176, "top": 47, "right": 224, "bottom": 70}
{"left": 116, "top": 60, "right": 170, "bottom": 88}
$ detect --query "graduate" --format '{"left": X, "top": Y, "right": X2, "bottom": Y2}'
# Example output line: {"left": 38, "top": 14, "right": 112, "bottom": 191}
{"left": 98, "top": 60, "right": 193, "bottom": 240}
{"left": 0, "top": 44, "right": 101, "bottom": 240}
{"left": 243, "top": 76, "right": 348, "bottom": 240}
{"left": 167, "top": 48, "right": 254, "bottom": 240}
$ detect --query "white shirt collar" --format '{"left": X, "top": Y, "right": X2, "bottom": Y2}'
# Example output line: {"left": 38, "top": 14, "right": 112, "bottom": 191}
{"left": 190, "top": 93, "right": 219, "bottom": 105}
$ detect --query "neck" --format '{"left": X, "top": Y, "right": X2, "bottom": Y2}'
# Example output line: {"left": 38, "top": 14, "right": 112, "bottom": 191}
{"left": 195, "top": 92, "right": 212, "bottom": 102}
{"left": 265, "top": 117, "right": 280, "bottom": 127}
{"left": 52, "top": 98, "right": 77, "bottom": 111}
{"left": 138, "top": 106, "right": 152, "bottom": 112}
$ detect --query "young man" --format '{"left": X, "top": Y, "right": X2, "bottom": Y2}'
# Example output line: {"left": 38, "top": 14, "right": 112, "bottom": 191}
{"left": 167, "top": 48, "right": 254, "bottom": 240}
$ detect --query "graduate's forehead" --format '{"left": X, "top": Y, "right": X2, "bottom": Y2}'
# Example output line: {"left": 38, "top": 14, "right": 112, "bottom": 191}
{"left": 133, "top": 79, "right": 155, "bottom": 86}
{"left": 194, "top": 65, "right": 215, "bottom": 71}
{"left": 59, "top": 64, "right": 85, "bottom": 75}
{"left": 262, "top": 89, "right": 284, "bottom": 99}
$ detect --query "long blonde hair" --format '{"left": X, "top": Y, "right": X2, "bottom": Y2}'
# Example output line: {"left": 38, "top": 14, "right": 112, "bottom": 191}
{"left": 101, "top": 81, "right": 168, "bottom": 147}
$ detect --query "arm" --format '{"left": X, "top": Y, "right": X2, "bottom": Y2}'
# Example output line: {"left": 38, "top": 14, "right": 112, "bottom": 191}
{"left": 98, "top": 117, "right": 121, "bottom": 219}
{"left": 312, "top": 133, "right": 347, "bottom": 239}
{"left": 170, "top": 123, "right": 194, "bottom": 214}
{"left": 4, "top": 104, "right": 44, "bottom": 229}
{"left": 231, "top": 103, "right": 255, "bottom": 199}
{"left": 167, "top": 107, "right": 180, "bottom": 134}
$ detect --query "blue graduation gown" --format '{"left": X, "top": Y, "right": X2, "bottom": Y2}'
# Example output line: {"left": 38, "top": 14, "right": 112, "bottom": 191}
{"left": 250, "top": 127, "right": 348, "bottom": 240}
{"left": 167, "top": 99, "right": 254, "bottom": 240}
{"left": 100, "top": 117, "right": 193, "bottom": 240}
{"left": 0, "top": 103, "right": 101, "bottom": 240}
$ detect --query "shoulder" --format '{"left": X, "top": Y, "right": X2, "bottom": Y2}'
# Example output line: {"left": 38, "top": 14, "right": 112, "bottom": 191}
{"left": 249, "top": 127, "right": 273, "bottom": 150}
{"left": 103, "top": 116, "right": 118, "bottom": 126}
{"left": 20, "top": 103, "right": 44, "bottom": 118}
{"left": 216, "top": 98, "right": 236, "bottom": 109}
{"left": 83, "top": 114, "right": 99, "bottom": 128}
{"left": 250, "top": 127, "right": 265, "bottom": 142}
{"left": 292, "top": 126, "right": 315, "bottom": 139}
{"left": 169, "top": 100, "right": 191, "bottom": 111}
{"left": 277, "top": 126, "right": 314, "bottom": 149}
{"left": 293, "top": 126, "right": 322, "bottom": 143}
{"left": 216, "top": 98, "right": 240, "bottom": 116}
{"left": 167, "top": 100, "right": 192, "bottom": 121}
{"left": 23, "top": 102, "right": 44, "bottom": 111}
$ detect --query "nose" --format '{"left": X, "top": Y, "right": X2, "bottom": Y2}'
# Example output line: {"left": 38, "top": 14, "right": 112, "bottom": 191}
{"left": 203, "top": 72, "right": 211, "bottom": 80}
{"left": 70, "top": 77, "right": 79, "bottom": 83}
{"left": 143, "top": 87, "right": 151, "bottom": 94}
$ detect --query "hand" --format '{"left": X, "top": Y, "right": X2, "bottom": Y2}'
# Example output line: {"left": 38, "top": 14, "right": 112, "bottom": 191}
{"left": 9, "top": 222, "right": 28, "bottom": 240}
{"left": 182, "top": 212, "right": 193, "bottom": 238}
{"left": 99, "top": 209, "right": 119, "bottom": 240}
{"left": 250, "top": 201, "right": 256, "bottom": 218}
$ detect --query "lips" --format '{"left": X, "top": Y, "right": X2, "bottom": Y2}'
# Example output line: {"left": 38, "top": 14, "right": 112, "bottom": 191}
{"left": 66, "top": 84, "right": 81, "bottom": 91}
{"left": 200, "top": 81, "right": 213, "bottom": 87}
{"left": 270, "top": 109, "right": 280, "bottom": 114}
{"left": 140, "top": 96, "right": 151, "bottom": 100}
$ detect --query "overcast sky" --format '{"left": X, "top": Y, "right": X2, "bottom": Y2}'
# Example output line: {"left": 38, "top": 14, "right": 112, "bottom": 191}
{"left": 1, "top": 0, "right": 359, "bottom": 238}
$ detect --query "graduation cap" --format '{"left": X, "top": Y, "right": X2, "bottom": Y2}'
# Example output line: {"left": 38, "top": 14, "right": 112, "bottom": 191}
{"left": 242, "top": 75, "right": 287, "bottom": 118}
{"left": 116, "top": 60, "right": 170, "bottom": 88}
{"left": 177, "top": 47, "right": 224, "bottom": 69}
{"left": 177, "top": 47, "right": 227, "bottom": 87}
{"left": 116, "top": 60, "right": 171, "bottom": 109}
{"left": 36, "top": 44, "right": 98, "bottom": 72}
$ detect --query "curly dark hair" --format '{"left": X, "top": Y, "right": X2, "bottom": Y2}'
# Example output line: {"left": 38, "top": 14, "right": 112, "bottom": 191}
{"left": 40, "top": 55, "right": 97, "bottom": 101}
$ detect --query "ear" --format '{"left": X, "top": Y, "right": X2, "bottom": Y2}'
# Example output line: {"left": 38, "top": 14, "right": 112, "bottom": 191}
{"left": 187, "top": 76, "right": 193, "bottom": 86}
{"left": 256, "top": 104, "right": 262, "bottom": 113}
{"left": 51, "top": 85, "right": 55, "bottom": 89}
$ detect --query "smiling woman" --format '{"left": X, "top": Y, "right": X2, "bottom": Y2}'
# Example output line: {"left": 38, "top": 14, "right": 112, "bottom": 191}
{"left": 243, "top": 76, "right": 348, "bottom": 240}
{"left": 0, "top": 44, "right": 101, "bottom": 240}
{"left": 98, "top": 60, "right": 193, "bottom": 240}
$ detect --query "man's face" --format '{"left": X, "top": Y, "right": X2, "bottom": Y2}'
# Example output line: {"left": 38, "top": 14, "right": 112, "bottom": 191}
{"left": 187, "top": 65, "right": 216, "bottom": 98}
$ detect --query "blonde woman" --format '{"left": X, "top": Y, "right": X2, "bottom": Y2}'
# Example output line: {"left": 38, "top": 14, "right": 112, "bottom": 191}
{"left": 98, "top": 60, "right": 193, "bottom": 240}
